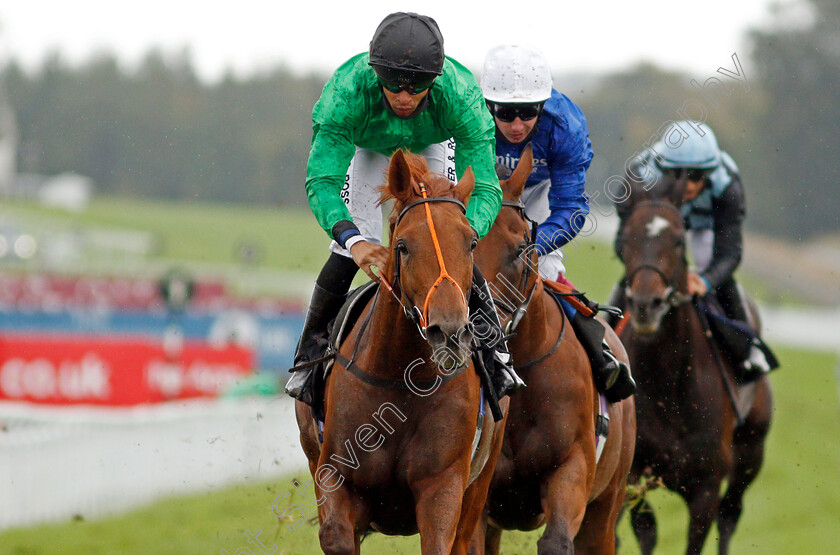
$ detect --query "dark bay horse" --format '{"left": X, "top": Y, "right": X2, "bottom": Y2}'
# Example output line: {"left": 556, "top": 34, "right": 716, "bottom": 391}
{"left": 295, "top": 150, "right": 507, "bottom": 554}
{"left": 616, "top": 180, "right": 773, "bottom": 554}
{"left": 471, "top": 147, "right": 636, "bottom": 554}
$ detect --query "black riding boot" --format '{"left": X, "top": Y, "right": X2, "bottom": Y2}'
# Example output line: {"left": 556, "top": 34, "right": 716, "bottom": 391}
{"left": 713, "top": 278, "right": 778, "bottom": 382}
{"left": 570, "top": 312, "right": 636, "bottom": 403}
{"left": 285, "top": 253, "right": 358, "bottom": 404}
{"left": 715, "top": 278, "right": 749, "bottom": 323}
{"left": 470, "top": 265, "right": 526, "bottom": 399}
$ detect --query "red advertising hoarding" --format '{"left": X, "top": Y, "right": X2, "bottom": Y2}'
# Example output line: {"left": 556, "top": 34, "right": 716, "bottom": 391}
{"left": 0, "top": 334, "right": 254, "bottom": 406}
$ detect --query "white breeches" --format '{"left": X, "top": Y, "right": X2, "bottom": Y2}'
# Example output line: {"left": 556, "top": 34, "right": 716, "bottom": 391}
{"left": 687, "top": 228, "right": 714, "bottom": 274}
{"left": 328, "top": 140, "right": 456, "bottom": 258}
{"left": 520, "top": 178, "right": 566, "bottom": 280}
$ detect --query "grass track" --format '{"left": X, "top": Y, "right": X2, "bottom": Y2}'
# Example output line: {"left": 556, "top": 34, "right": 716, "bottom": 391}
{"left": 2, "top": 346, "right": 836, "bottom": 554}
{"left": 1, "top": 198, "right": 833, "bottom": 553}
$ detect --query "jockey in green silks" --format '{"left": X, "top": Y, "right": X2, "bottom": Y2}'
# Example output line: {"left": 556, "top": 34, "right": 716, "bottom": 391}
{"left": 286, "top": 12, "right": 525, "bottom": 406}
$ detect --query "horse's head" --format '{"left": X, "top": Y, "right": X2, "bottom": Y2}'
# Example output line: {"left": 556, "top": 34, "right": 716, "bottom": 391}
{"left": 619, "top": 198, "right": 691, "bottom": 336}
{"left": 381, "top": 150, "right": 476, "bottom": 368}
{"left": 474, "top": 146, "right": 536, "bottom": 325}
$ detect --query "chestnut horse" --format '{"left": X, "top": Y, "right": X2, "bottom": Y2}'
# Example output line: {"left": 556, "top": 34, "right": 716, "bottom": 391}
{"left": 616, "top": 179, "right": 773, "bottom": 554}
{"left": 295, "top": 150, "right": 507, "bottom": 554}
{"left": 471, "top": 147, "right": 636, "bottom": 554}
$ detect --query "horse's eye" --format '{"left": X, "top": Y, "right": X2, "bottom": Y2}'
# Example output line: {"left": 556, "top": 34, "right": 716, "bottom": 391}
{"left": 396, "top": 241, "right": 409, "bottom": 256}
{"left": 470, "top": 237, "right": 478, "bottom": 251}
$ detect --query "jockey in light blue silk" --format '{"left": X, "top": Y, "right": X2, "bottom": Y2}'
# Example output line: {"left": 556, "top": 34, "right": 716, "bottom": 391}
{"left": 616, "top": 121, "right": 777, "bottom": 381}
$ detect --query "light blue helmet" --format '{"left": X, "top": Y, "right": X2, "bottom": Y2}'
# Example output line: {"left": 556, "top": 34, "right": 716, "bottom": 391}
{"left": 656, "top": 121, "right": 721, "bottom": 170}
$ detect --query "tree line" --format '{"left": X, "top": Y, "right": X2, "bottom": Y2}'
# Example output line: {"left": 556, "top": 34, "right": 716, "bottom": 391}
{"left": 3, "top": 0, "right": 837, "bottom": 240}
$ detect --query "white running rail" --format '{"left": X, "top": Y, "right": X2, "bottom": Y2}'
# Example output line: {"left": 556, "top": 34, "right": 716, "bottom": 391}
{"left": 0, "top": 397, "right": 307, "bottom": 530}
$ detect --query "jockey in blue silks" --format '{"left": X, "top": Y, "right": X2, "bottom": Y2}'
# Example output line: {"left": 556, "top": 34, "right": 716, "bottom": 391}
{"left": 480, "top": 45, "right": 635, "bottom": 403}
{"left": 481, "top": 45, "right": 592, "bottom": 281}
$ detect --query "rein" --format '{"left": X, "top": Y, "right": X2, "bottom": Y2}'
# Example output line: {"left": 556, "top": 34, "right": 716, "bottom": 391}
{"left": 495, "top": 200, "right": 540, "bottom": 334}
{"left": 335, "top": 186, "right": 471, "bottom": 388}
{"left": 625, "top": 264, "right": 693, "bottom": 308}
{"left": 490, "top": 200, "right": 567, "bottom": 371}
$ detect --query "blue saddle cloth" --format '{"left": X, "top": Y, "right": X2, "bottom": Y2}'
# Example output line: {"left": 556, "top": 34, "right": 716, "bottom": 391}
{"left": 696, "top": 297, "right": 779, "bottom": 377}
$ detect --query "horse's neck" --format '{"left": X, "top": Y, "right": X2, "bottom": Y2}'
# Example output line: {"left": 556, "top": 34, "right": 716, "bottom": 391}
{"left": 509, "top": 281, "right": 554, "bottom": 356}
{"left": 635, "top": 304, "right": 700, "bottom": 391}
{"left": 356, "top": 289, "right": 433, "bottom": 379}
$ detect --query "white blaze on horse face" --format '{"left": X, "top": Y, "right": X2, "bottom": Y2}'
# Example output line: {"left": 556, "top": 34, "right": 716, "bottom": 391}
{"left": 646, "top": 215, "right": 671, "bottom": 238}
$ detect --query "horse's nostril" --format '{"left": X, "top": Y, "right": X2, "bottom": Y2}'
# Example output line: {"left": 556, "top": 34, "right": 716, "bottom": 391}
{"left": 426, "top": 325, "right": 446, "bottom": 346}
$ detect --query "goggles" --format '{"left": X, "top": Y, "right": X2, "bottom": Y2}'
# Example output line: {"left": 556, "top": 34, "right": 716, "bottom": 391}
{"left": 379, "top": 78, "right": 435, "bottom": 95}
{"left": 373, "top": 65, "right": 437, "bottom": 95}
{"left": 685, "top": 168, "right": 710, "bottom": 181}
{"left": 487, "top": 102, "right": 544, "bottom": 123}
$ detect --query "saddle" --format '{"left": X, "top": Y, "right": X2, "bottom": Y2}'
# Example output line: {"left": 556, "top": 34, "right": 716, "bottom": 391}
{"left": 309, "top": 281, "right": 489, "bottom": 452}
{"left": 695, "top": 296, "right": 779, "bottom": 384}
{"left": 308, "top": 281, "right": 379, "bottom": 421}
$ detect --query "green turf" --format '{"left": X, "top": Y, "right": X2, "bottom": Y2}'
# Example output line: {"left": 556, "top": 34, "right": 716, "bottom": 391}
{"left": 0, "top": 198, "right": 833, "bottom": 552}
{"left": 1, "top": 196, "right": 332, "bottom": 276}
{"left": 0, "top": 196, "right": 810, "bottom": 307}
{"left": 2, "top": 346, "right": 836, "bottom": 554}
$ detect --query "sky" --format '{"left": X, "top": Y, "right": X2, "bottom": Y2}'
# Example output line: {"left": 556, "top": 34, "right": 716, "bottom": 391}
{"left": 0, "top": 0, "right": 785, "bottom": 82}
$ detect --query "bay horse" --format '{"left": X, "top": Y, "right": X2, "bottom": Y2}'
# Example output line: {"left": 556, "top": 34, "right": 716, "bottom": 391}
{"left": 616, "top": 176, "right": 773, "bottom": 554}
{"left": 471, "top": 147, "right": 636, "bottom": 554}
{"left": 294, "top": 150, "right": 507, "bottom": 554}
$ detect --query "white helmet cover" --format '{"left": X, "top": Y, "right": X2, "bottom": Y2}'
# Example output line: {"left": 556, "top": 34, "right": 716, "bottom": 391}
{"left": 481, "top": 45, "right": 552, "bottom": 103}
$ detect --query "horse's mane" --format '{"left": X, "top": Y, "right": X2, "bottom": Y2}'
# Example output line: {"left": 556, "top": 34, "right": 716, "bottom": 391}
{"left": 378, "top": 151, "right": 457, "bottom": 207}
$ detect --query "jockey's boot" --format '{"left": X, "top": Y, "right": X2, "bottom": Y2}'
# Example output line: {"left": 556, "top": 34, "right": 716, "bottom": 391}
{"left": 285, "top": 283, "right": 347, "bottom": 405}
{"left": 570, "top": 313, "right": 636, "bottom": 403}
{"left": 740, "top": 340, "right": 773, "bottom": 383}
{"left": 714, "top": 278, "right": 779, "bottom": 383}
{"left": 471, "top": 265, "right": 526, "bottom": 399}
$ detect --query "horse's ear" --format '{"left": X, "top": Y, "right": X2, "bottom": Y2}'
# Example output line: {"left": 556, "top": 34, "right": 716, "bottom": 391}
{"left": 502, "top": 144, "right": 532, "bottom": 201}
{"left": 388, "top": 149, "right": 415, "bottom": 203}
{"left": 454, "top": 166, "right": 475, "bottom": 206}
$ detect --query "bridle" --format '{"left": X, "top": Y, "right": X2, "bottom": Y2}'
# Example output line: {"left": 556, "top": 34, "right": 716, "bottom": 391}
{"left": 493, "top": 200, "right": 540, "bottom": 335}
{"left": 329, "top": 182, "right": 471, "bottom": 392}
{"left": 622, "top": 200, "right": 693, "bottom": 309}
{"left": 379, "top": 182, "right": 470, "bottom": 339}
{"left": 486, "top": 199, "right": 568, "bottom": 371}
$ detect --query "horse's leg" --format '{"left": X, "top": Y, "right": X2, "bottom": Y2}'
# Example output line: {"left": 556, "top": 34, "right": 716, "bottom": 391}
{"left": 467, "top": 506, "right": 500, "bottom": 555}
{"left": 484, "top": 523, "right": 503, "bottom": 555}
{"left": 575, "top": 449, "right": 633, "bottom": 554}
{"left": 467, "top": 507, "right": 487, "bottom": 555}
{"left": 629, "top": 498, "right": 658, "bottom": 555}
{"left": 536, "top": 452, "right": 590, "bottom": 555}
{"left": 719, "top": 379, "right": 772, "bottom": 554}
{"left": 574, "top": 486, "right": 623, "bottom": 554}
{"left": 413, "top": 471, "right": 467, "bottom": 555}
{"left": 682, "top": 483, "right": 722, "bottom": 555}
{"left": 318, "top": 486, "right": 367, "bottom": 555}
{"left": 456, "top": 416, "right": 507, "bottom": 555}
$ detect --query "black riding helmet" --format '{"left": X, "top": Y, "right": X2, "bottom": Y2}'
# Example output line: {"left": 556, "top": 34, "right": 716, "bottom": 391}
{"left": 369, "top": 12, "right": 445, "bottom": 86}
